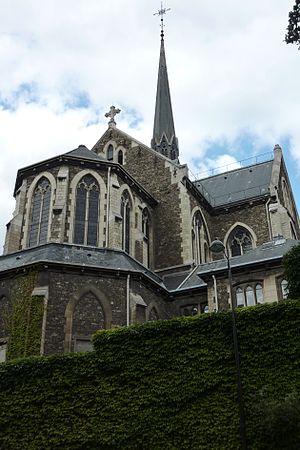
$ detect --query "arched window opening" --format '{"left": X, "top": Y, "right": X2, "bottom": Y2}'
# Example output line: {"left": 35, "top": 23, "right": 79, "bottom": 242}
{"left": 281, "top": 279, "right": 289, "bottom": 299}
{"left": 74, "top": 175, "right": 99, "bottom": 246}
{"left": 228, "top": 226, "right": 253, "bottom": 257}
{"left": 236, "top": 288, "right": 244, "bottom": 307}
{"left": 72, "top": 291, "right": 105, "bottom": 352}
{"left": 118, "top": 150, "right": 123, "bottom": 165}
{"left": 255, "top": 284, "right": 264, "bottom": 304}
{"left": 192, "top": 212, "right": 202, "bottom": 264}
{"left": 107, "top": 144, "right": 113, "bottom": 161}
{"left": 29, "top": 177, "right": 51, "bottom": 247}
{"left": 245, "top": 286, "right": 255, "bottom": 306}
{"left": 121, "top": 191, "right": 131, "bottom": 253}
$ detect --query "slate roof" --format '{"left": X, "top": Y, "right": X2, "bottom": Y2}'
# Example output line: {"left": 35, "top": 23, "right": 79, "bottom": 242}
{"left": 194, "top": 160, "right": 273, "bottom": 207}
{"left": 197, "top": 238, "right": 299, "bottom": 278}
{"left": 64, "top": 145, "right": 105, "bottom": 161}
{"left": 0, "top": 243, "right": 164, "bottom": 288}
{"left": 1, "top": 239, "right": 297, "bottom": 295}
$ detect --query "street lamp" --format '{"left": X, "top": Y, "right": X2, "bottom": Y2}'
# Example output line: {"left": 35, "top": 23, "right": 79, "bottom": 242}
{"left": 209, "top": 239, "right": 247, "bottom": 450}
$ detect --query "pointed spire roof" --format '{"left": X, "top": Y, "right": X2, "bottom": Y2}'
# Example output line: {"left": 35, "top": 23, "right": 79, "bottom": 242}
{"left": 151, "top": 32, "right": 179, "bottom": 161}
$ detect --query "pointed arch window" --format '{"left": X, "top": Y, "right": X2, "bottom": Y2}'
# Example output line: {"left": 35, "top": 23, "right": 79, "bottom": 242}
{"left": 228, "top": 226, "right": 253, "bottom": 257}
{"left": 29, "top": 177, "right": 51, "bottom": 247}
{"left": 191, "top": 211, "right": 209, "bottom": 264}
{"left": 107, "top": 144, "right": 113, "bottom": 161}
{"left": 235, "top": 283, "right": 264, "bottom": 307}
{"left": 192, "top": 212, "right": 202, "bottom": 264}
{"left": 118, "top": 150, "right": 123, "bottom": 165}
{"left": 74, "top": 175, "right": 99, "bottom": 246}
{"left": 236, "top": 288, "right": 245, "bottom": 307}
{"left": 121, "top": 191, "right": 131, "bottom": 253}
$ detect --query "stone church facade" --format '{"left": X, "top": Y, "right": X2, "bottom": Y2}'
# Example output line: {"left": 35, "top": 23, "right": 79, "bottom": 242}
{"left": 0, "top": 31, "right": 299, "bottom": 361}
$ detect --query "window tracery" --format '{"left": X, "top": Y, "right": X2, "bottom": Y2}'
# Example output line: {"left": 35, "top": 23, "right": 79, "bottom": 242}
{"left": 228, "top": 226, "right": 253, "bottom": 257}
{"left": 74, "top": 175, "right": 99, "bottom": 246}
{"left": 29, "top": 177, "right": 51, "bottom": 247}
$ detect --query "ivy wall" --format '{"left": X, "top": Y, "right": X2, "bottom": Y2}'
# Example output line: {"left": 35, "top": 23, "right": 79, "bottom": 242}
{"left": 0, "top": 301, "right": 299, "bottom": 449}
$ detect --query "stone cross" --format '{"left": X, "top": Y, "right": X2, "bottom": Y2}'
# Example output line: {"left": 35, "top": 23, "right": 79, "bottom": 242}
{"left": 105, "top": 106, "right": 121, "bottom": 128}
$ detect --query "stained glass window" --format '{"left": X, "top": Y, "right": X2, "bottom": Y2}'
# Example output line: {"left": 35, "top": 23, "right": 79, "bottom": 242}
{"left": 74, "top": 175, "right": 99, "bottom": 246}
{"left": 29, "top": 177, "right": 51, "bottom": 247}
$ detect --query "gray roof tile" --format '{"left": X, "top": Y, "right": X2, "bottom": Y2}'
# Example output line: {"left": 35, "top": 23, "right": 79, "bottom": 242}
{"left": 194, "top": 160, "right": 273, "bottom": 206}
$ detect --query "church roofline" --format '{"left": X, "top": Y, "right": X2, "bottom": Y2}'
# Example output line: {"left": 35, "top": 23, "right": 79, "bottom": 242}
{"left": 14, "top": 147, "right": 158, "bottom": 207}
{"left": 92, "top": 126, "right": 185, "bottom": 169}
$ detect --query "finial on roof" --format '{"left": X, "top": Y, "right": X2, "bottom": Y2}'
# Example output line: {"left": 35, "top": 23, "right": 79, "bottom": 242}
{"left": 105, "top": 106, "right": 121, "bottom": 128}
{"left": 154, "top": 2, "right": 171, "bottom": 40}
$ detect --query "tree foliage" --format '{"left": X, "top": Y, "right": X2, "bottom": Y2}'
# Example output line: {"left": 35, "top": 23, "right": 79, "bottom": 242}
{"left": 285, "top": 0, "right": 300, "bottom": 48}
{"left": 283, "top": 243, "right": 300, "bottom": 299}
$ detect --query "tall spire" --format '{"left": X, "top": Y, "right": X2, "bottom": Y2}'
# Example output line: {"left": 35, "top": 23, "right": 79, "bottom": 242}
{"left": 151, "top": 4, "right": 179, "bottom": 162}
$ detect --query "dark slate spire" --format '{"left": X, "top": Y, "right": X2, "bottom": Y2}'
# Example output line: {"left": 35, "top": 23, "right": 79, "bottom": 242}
{"left": 151, "top": 30, "right": 179, "bottom": 161}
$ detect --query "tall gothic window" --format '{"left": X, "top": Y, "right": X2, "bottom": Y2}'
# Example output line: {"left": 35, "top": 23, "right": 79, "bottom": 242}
{"left": 191, "top": 211, "right": 209, "bottom": 264}
{"left": 74, "top": 175, "right": 99, "bottom": 246}
{"left": 121, "top": 191, "right": 131, "bottom": 253}
{"left": 228, "top": 226, "right": 253, "bottom": 257}
{"left": 29, "top": 177, "right": 51, "bottom": 247}
{"left": 192, "top": 212, "right": 202, "bottom": 264}
{"left": 107, "top": 144, "right": 113, "bottom": 161}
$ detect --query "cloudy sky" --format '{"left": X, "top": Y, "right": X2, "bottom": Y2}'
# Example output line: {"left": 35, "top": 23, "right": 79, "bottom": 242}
{"left": 1, "top": 0, "right": 300, "bottom": 249}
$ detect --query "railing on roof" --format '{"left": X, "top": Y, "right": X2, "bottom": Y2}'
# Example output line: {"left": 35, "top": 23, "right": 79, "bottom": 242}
{"left": 190, "top": 152, "right": 274, "bottom": 181}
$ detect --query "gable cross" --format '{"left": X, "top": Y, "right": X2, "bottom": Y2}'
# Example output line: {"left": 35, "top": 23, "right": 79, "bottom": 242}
{"left": 105, "top": 105, "right": 121, "bottom": 128}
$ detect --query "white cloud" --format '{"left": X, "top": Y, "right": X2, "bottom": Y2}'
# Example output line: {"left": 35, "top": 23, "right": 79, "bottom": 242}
{"left": 0, "top": 0, "right": 300, "bottom": 249}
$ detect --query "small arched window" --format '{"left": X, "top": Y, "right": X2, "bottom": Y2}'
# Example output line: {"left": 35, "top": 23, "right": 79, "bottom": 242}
{"left": 121, "top": 191, "right": 131, "bottom": 253}
{"left": 255, "top": 284, "right": 264, "bottom": 304}
{"left": 281, "top": 279, "right": 289, "bottom": 299}
{"left": 245, "top": 286, "right": 255, "bottom": 306}
{"left": 236, "top": 288, "right": 244, "bottom": 307}
{"left": 29, "top": 177, "right": 51, "bottom": 247}
{"left": 107, "top": 144, "right": 113, "bottom": 161}
{"left": 74, "top": 175, "right": 99, "bottom": 246}
{"left": 228, "top": 226, "right": 253, "bottom": 257}
{"left": 118, "top": 150, "right": 123, "bottom": 165}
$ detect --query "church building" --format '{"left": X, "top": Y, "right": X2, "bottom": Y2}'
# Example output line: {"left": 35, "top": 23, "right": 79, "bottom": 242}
{"left": 0, "top": 23, "right": 299, "bottom": 361}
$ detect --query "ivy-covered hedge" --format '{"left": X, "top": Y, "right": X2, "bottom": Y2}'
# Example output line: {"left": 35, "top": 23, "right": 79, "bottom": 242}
{"left": 0, "top": 301, "right": 299, "bottom": 449}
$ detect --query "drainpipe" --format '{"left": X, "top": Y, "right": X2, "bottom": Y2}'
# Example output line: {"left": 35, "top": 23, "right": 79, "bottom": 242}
{"left": 126, "top": 274, "right": 130, "bottom": 326}
{"left": 106, "top": 167, "right": 111, "bottom": 247}
{"left": 212, "top": 275, "right": 218, "bottom": 311}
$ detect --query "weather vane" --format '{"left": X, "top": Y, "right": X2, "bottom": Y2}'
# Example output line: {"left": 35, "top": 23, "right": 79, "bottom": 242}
{"left": 154, "top": 2, "right": 171, "bottom": 38}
